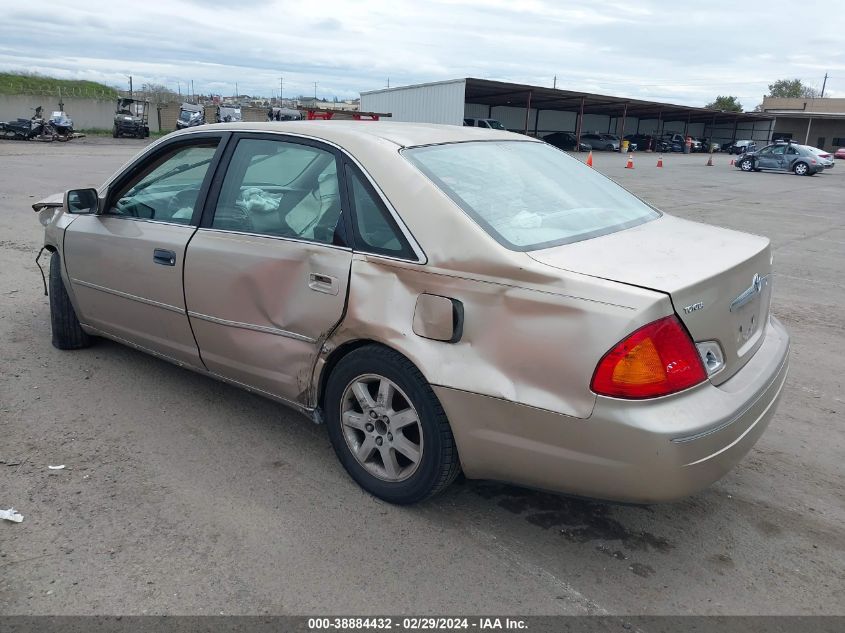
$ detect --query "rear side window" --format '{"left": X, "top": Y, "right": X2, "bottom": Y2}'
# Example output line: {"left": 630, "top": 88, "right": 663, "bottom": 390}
{"left": 404, "top": 141, "right": 659, "bottom": 251}
{"left": 345, "top": 166, "right": 414, "bottom": 259}
{"left": 211, "top": 138, "right": 341, "bottom": 244}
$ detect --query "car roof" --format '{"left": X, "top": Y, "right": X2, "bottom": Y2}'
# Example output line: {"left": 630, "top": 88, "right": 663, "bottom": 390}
{"left": 175, "top": 121, "right": 529, "bottom": 148}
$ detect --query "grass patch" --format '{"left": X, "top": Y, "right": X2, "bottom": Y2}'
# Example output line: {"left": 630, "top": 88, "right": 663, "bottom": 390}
{"left": 0, "top": 72, "right": 118, "bottom": 99}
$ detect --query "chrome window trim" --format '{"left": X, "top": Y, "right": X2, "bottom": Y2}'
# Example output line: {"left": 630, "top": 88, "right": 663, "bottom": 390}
{"left": 98, "top": 214, "right": 197, "bottom": 228}
{"left": 194, "top": 226, "right": 353, "bottom": 253}
{"left": 187, "top": 311, "right": 316, "bottom": 344}
{"left": 71, "top": 278, "right": 185, "bottom": 313}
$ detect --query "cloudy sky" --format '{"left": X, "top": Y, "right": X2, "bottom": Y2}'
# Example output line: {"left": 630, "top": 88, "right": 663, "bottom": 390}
{"left": 1, "top": 0, "right": 842, "bottom": 108}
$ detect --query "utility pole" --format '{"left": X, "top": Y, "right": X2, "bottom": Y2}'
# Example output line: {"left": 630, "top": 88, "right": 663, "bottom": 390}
{"left": 821, "top": 72, "right": 828, "bottom": 98}
{"left": 553, "top": 75, "right": 557, "bottom": 89}
{"left": 235, "top": 82, "right": 238, "bottom": 98}
{"left": 314, "top": 82, "right": 318, "bottom": 101}
{"left": 280, "top": 77, "right": 283, "bottom": 103}
{"left": 128, "top": 75, "right": 133, "bottom": 100}
{"left": 191, "top": 80, "right": 195, "bottom": 102}
{"left": 387, "top": 77, "right": 390, "bottom": 88}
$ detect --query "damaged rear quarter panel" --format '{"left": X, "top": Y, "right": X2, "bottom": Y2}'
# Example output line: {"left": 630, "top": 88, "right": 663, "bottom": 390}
{"left": 319, "top": 254, "right": 672, "bottom": 420}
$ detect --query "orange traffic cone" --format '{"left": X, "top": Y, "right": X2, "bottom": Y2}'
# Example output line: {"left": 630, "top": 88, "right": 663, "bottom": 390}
{"left": 729, "top": 158, "right": 735, "bottom": 166}
{"left": 625, "top": 153, "right": 634, "bottom": 169}
{"left": 706, "top": 153, "right": 713, "bottom": 167}
{"left": 586, "top": 151, "right": 593, "bottom": 168}
{"left": 656, "top": 154, "right": 663, "bottom": 168}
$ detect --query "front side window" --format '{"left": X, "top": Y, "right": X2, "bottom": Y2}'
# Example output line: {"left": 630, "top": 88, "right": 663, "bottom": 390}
{"left": 404, "top": 140, "right": 659, "bottom": 251}
{"left": 211, "top": 138, "right": 342, "bottom": 244}
{"left": 107, "top": 142, "right": 219, "bottom": 224}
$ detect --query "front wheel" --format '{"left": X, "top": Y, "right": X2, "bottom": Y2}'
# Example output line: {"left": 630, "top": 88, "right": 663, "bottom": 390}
{"left": 740, "top": 158, "right": 754, "bottom": 171}
{"left": 324, "top": 345, "right": 460, "bottom": 505}
{"left": 793, "top": 162, "right": 810, "bottom": 176}
{"left": 112, "top": 125, "right": 119, "bottom": 138}
{"left": 49, "top": 252, "right": 92, "bottom": 350}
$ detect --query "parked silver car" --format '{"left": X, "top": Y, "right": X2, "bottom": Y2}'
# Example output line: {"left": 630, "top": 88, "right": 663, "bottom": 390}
{"left": 34, "top": 122, "right": 789, "bottom": 505}
{"left": 580, "top": 133, "right": 619, "bottom": 151}
{"left": 736, "top": 143, "right": 825, "bottom": 175}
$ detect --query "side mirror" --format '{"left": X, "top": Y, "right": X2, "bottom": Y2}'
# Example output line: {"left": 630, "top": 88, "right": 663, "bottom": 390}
{"left": 65, "top": 188, "right": 100, "bottom": 214}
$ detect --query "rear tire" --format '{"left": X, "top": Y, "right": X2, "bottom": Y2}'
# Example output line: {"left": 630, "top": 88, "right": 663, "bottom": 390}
{"left": 324, "top": 345, "right": 460, "bottom": 505}
{"left": 49, "top": 252, "right": 92, "bottom": 350}
{"left": 793, "top": 162, "right": 810, "bottom": 176}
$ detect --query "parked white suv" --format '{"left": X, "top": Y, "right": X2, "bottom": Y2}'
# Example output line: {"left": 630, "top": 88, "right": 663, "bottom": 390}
{"left": 463, "top": 118, "right": 506, "bottom": 130}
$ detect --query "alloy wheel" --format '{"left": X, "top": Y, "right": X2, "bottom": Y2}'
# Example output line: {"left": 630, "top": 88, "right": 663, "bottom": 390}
{"left": 340, "top": 374, "right": 424, "bottom": 482}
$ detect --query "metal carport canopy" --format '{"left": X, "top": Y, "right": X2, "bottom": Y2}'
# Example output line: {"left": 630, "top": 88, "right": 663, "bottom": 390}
{"left": 463, "top": 77, "right": 771, "bottom": 125}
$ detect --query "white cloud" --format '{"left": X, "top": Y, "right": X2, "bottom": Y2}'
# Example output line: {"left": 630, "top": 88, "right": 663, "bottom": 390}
{"left": 1, "top": 0, "right": 843, "bottom": 106}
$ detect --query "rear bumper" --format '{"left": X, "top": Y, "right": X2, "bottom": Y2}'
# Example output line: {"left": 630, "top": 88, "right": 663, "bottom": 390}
{"left": 436, "top": 315, "right": 790, "bottom": 503}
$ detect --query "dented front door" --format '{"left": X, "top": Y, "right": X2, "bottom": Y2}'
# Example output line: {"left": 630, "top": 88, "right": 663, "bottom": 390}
{"left": 183, "top": 134, "right": 352, "bottom": 405}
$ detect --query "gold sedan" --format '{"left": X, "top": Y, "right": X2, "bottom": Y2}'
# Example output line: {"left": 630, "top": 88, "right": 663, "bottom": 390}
{"left": 34, "top": 122, "right": 790, "bottom": 505}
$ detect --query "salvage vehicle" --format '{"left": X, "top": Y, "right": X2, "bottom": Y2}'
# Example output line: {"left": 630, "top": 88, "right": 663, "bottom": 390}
{"left": 542, "top": 131, "right": 591, "bottom": 152}
{"left": 0, "top": 106, "right": 56, "bottom": 141}
{"left": 268, "top": 107, "right": 302, "bottom": 121}
{"left": 113, "top": 98, "right": 150, "bottom": 138}
{"left": 624, "top": 134, "right": 668, "bottom": 152}
{"left": 33, "top": 122, "right": 790, "bottom": 505}
{"left": 728, "top": 140, "right": 756, "bottom": 155}
{"left": 463, "top": 118, "right": 506, "bottom": 130}
{"left": 736, "top": 143, "right": 824, "bottom": 176}
{"left": 49, "top": 111, "right": 74, "bottom": 140}
{"left": 217, "top": 105, "right": 242, "bottom": 123}
{"left": 580, "top": 133, "right": 617, "bottom": 151}
{"left": 176, "top": 102, "right": 205, "bottom": 129}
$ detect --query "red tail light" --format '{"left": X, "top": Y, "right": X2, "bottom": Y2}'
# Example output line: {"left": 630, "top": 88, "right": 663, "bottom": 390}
{"left": 591, "top": 316, "right": 707, "bottom": 399}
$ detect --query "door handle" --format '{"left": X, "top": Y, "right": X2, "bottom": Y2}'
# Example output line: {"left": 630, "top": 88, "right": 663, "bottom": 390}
{"left": 153, "top": 249, "right": 176, "bottom": 266}
{"left": 308, "top": 273, "right": 339, "bottom": 296}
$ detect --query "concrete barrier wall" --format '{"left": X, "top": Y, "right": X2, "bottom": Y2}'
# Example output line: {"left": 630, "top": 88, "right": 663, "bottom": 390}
{"left": 0, "top": 94, "right": 163, "bottom": 132}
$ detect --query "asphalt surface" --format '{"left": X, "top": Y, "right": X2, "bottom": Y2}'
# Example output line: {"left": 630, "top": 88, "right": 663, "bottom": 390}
{"left": 1, "top": 138, "right": 843, "bottom": 616}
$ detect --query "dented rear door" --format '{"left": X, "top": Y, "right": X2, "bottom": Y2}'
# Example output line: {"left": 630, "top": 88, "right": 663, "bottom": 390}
{"left": 184, "top": 134, "right": 352, "bottom": 405}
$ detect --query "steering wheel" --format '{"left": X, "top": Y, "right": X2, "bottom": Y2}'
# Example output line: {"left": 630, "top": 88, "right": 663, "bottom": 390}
{"left": 166, "top": 188, "right": 199, "bottom": 217}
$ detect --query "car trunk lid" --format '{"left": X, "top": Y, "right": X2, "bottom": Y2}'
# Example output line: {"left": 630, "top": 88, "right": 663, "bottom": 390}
{"left": 528, "top": 215, "right": 773, "bottom": 384}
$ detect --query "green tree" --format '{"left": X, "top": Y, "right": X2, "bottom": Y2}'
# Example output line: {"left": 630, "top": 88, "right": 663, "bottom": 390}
{"left": 767, "top": 78, "right": 819, "bottom": 98}
{"left": 705, "top": 95, "right": 743, "bottom": 112}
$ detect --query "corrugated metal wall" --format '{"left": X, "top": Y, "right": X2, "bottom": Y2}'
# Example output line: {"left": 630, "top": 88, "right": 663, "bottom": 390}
{"left": 361, "top": 80, "right": 467, "bottom": 125}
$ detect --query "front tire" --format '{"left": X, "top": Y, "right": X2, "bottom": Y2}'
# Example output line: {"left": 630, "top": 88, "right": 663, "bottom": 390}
{"left": 740, "top": 158, "right": 754, "bottom": 171}
{"left": 324, "top": 345, "right": 460, "bottom": 504}
{"left": 49, "top": 252, "right": 92, "bottom": 350}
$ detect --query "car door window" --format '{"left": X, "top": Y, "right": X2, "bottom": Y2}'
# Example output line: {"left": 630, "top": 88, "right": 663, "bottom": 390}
{"left": 106, "top": 143, "right": 218, "bottom": 224}
{"left": 772, "top": 146, "right": 786, "bottom": 156}
{"left": 345, "top": 165, "right": 414, "bottom": 259}
{"left": 787, "top": 146, "right": 798, "bottom": 155}
{"left": 211, "top": 138, "right": 342, "bottom": 244}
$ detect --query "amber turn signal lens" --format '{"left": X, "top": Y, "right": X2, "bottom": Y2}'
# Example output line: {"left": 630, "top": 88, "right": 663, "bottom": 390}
{"left": 591, "top": 316, "right": 708, "bottom": 399}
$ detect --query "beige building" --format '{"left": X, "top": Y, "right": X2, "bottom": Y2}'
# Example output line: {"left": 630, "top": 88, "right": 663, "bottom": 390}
{"left": 762, "top": 96, "right": 845, "bottom": 151}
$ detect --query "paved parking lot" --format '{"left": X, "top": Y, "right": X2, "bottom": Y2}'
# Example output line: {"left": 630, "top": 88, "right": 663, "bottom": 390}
{"left": 1, "top": 138, "right": 843, "bottom": 616}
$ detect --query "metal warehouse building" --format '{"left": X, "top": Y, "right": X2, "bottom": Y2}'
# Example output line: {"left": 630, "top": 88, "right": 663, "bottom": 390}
{"left": 361, "top": 78, "right": 775, "bottom": 148}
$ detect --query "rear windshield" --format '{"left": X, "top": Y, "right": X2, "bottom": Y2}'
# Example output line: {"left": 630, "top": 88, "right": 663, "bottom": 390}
{"left": 404, "top": 141, "right": 659, "bottom": 251}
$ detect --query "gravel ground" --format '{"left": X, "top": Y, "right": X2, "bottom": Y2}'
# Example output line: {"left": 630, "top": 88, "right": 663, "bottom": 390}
{"left": 0, "top": 138, "right": 843, "bottom": 616}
